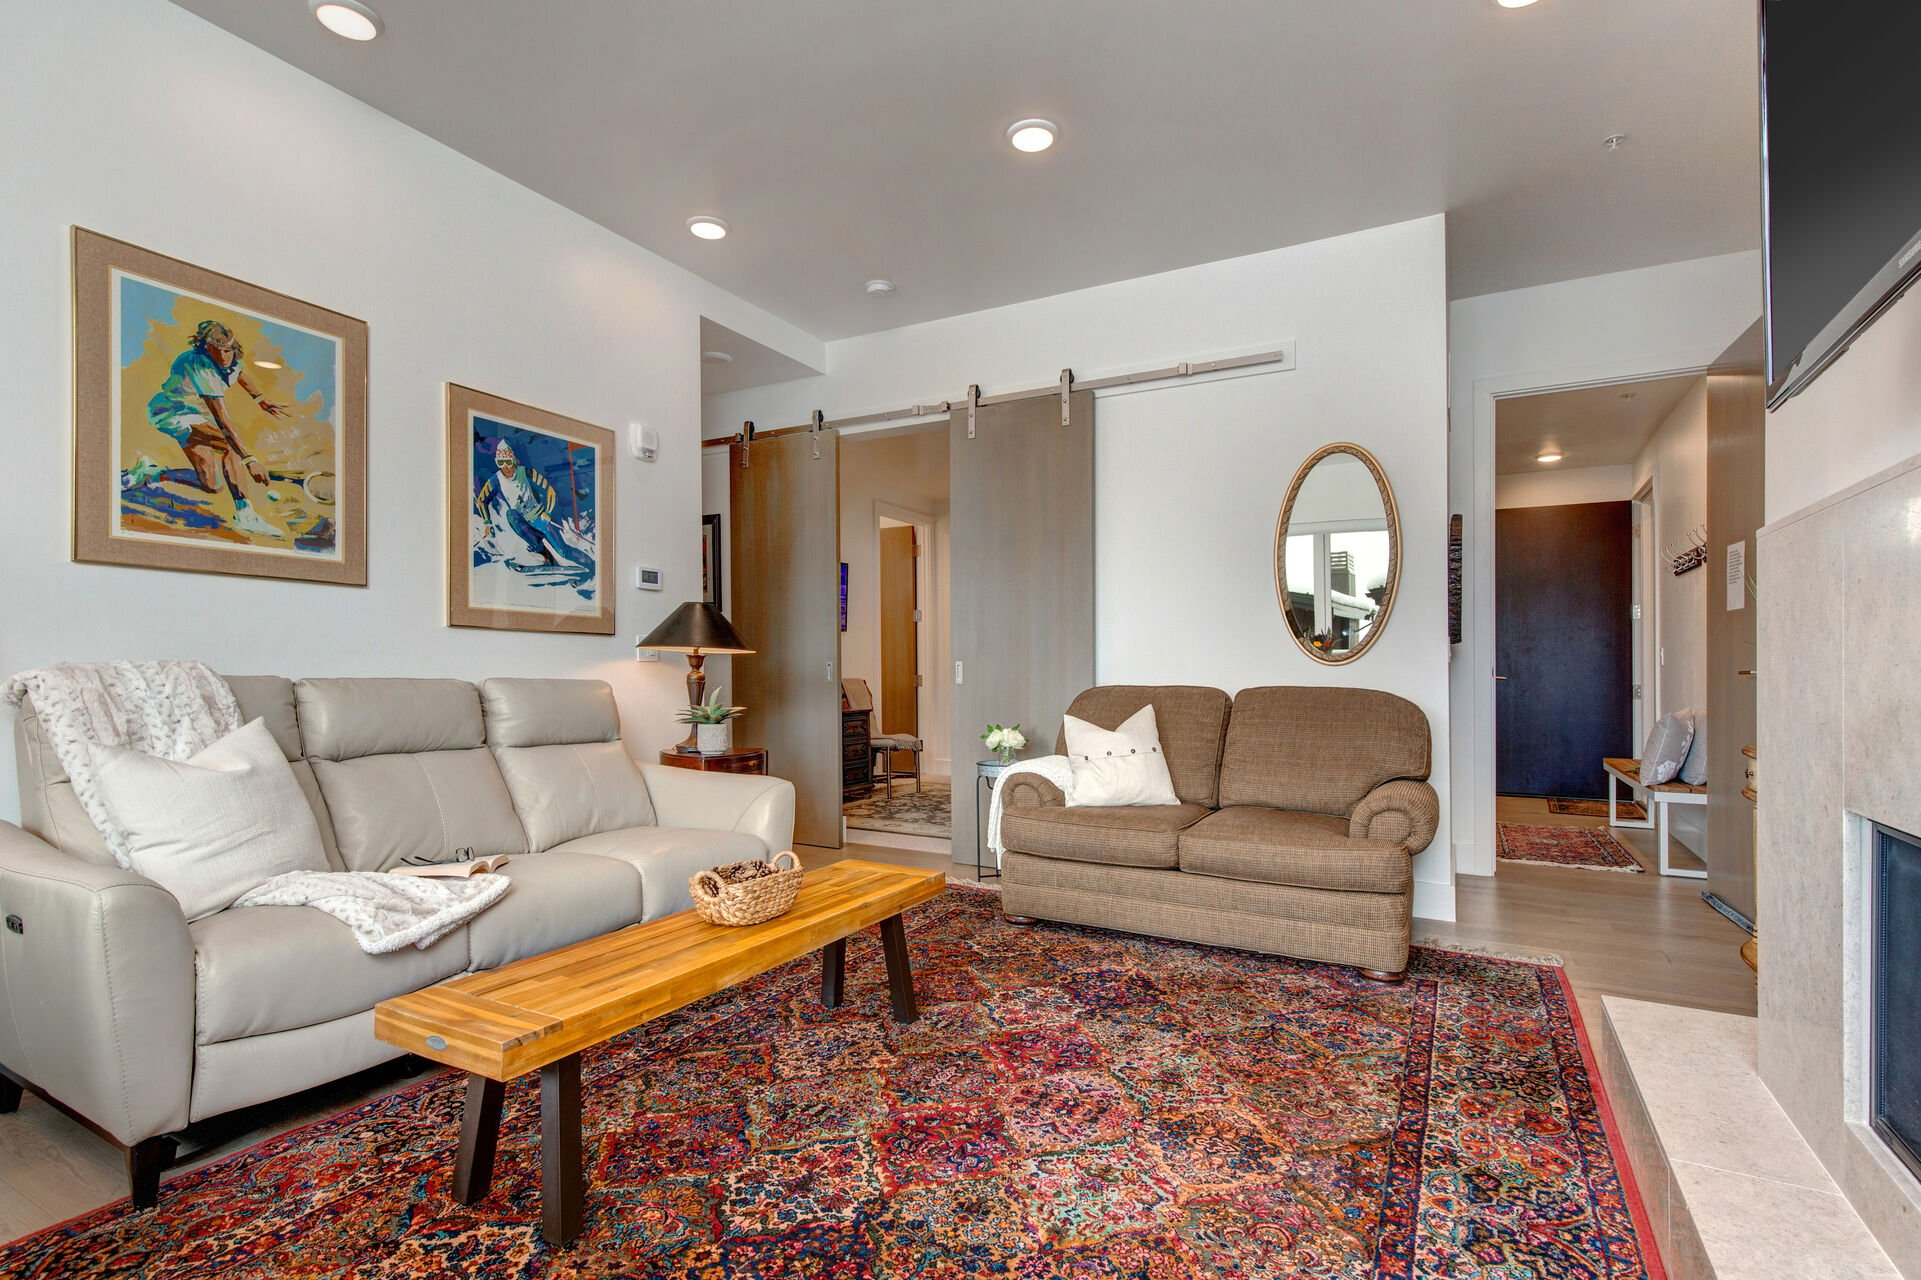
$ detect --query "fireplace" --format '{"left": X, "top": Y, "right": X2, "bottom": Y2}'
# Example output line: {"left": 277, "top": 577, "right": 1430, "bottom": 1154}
{"left": 1872, "top": 821, "right": 1921, "bottom": 1185}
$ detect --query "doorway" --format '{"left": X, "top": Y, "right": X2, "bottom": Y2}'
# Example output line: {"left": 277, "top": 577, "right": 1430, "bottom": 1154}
{"left": 838, "top": 428, "right": 953, "bottom": 848}
{"left": 1490, "top": 374, "right": 1707, "bottom": 877}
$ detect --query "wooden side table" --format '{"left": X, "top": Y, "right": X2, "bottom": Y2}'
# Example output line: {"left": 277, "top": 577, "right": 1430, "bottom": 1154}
{"left": 657, "top": 747, "right": 769, "bottom": 776}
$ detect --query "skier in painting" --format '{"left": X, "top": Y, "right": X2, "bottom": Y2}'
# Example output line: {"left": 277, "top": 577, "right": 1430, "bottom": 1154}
{"left": 146, "top": 320, "right": 290, "bottom": 538}
{"left": 474, "top": 438, "right": 591, "bottom": 569}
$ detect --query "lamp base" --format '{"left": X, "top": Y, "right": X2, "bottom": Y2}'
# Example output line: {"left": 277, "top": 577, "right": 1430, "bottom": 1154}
{"left": 675, "top": 653, "right": 707, "bottom": 753}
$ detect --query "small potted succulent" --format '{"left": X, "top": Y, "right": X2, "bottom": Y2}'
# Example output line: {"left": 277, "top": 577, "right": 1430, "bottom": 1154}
{"left": 679, "top": 687, "right": 745, "bottom": 755}
{"left": 981, "top": 722, "right": 1028, "bottom": 766}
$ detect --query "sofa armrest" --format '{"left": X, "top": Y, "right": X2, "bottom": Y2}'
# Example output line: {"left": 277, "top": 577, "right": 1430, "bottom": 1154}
{"left": 1349, "top": 780, "right": 1439, "bottom": 854}
{"left": 0, "top": 820, "right": 194, "bottom": 1145}
{"left": 637, "top": 764, "right": 797, "bottom": 854}
{"left": 1002, "top": 775, "right": 1066, "bottom": 809}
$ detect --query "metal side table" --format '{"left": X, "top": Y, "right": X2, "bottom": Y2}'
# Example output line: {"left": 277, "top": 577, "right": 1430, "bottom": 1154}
{"left": 973, "top": 759, "right": 1011, "bottom": 880}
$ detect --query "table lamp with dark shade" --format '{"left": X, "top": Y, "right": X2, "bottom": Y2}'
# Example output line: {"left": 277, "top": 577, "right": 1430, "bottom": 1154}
{"left": 639, "top": 602, "right": 755, "bottom": 753}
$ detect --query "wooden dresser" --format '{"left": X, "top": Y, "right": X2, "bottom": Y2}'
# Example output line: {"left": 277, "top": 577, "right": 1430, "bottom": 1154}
{"left": 842, "top": 706, "right": 873, "bottom": 801}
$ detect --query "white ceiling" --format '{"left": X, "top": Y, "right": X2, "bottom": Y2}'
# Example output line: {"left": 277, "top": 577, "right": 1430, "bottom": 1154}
{"left": 1494, "top": 374, "right": 1700, "bottom": 475}
{"left": 171, "top": 0, "right": 1762, "bottom": 341}
{"left": 699, "top": 318, "right": 820, "bottom": 399}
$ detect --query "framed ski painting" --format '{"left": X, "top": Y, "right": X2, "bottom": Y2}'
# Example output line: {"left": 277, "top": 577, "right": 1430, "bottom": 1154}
{"left": 72, "top": 228, "right": 368, "bottom": 584}
{"left": 446, "top": 384, "right": 615, "bottom": 634}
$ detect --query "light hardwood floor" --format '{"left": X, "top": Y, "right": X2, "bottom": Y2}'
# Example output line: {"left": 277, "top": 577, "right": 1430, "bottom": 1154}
{"left": 0, "top": 811, "right": 1753, "bottom": 1244}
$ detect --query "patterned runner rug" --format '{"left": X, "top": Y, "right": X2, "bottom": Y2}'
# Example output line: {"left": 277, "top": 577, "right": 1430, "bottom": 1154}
{"left": 1548, "top": 796, "right": 1647, "bottom": 822}
{"left": 844, "top": 777, "right": 951, "bottom": 837}
{"left": 1499, "top": 821, "right": 1647, "bottom": 872}
{"left": 3, "top": 887, "right": 1662, "bottom": 1278}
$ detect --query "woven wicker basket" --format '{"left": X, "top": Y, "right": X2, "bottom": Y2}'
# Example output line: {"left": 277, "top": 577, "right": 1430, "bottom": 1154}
{"left": 688, "top": 850, "right": 803, "bottom": 926}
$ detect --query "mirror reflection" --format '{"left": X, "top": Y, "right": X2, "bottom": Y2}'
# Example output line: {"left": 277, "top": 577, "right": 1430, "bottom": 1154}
{"left": 1276, "top": 446, "right": 1398, "bottom": 664}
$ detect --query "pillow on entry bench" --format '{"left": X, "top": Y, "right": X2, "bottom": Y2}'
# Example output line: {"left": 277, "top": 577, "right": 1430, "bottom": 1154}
{"left": 1639, "top": 709, "right": 1697, "bottom": 787}
{"left": 1063, "top": 705, "right": 1181, "bottom": 807}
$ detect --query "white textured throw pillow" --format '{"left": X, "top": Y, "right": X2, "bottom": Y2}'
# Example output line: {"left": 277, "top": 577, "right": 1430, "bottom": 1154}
{"left": 1679, "top": 708, "right": 1708, "bottom": 786}
{"left": 1063, "top": 705, "right": 1181, "bottom": 807}
{"left": 1639, "top": 709, "right": 1697, "bottom": 787}
{"left": 86, "top": 718, "right": 329, "bottom": 921}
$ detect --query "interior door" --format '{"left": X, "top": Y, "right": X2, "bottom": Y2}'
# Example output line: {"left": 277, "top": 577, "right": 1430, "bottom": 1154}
{"left": 878, "top": 524, "right": 920, "bottom": 755}
{"left": 729, "top": 428, "right": 842, "bottom": 848}
{"left": 951, "top": 391, "right": 1095, "bottom": 868}
{"left": 1495, "top": 501, "right": 1633, "bottom": 798}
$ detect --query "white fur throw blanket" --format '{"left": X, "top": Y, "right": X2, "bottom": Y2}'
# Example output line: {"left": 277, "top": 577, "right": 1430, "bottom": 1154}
{"left": 3, "top": 660, "right": 241, "bottom": 868}
{"left": 986, "top": 755, "right": 1077, "bottom": 857}
{"left": 235, "top": 870, "right": 511, "bottom": 955}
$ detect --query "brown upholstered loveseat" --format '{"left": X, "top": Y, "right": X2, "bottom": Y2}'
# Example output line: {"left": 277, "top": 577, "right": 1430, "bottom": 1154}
{"left": 997, "top": 685, "right": 1438, "bottom": 980}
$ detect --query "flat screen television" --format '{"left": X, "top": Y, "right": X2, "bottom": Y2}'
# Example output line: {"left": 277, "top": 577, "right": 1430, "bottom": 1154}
{"left": 1763, "top": 1, "right": 1921, "bottom": 406}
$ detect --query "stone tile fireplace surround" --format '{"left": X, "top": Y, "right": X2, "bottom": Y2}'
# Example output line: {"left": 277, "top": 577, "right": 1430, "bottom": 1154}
{"left": 1760, "top": 451, "right": 1921, "bottom": 1275}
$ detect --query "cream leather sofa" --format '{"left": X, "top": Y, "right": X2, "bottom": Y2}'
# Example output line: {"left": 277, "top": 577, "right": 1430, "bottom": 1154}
{"left": 0, "top": 675, "right": 794, "bottom": 1208}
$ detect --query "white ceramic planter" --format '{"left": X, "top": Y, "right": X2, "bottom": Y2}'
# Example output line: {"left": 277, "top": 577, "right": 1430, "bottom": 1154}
{"left": 697, "top": 722, "right": 733, "bottom": 755}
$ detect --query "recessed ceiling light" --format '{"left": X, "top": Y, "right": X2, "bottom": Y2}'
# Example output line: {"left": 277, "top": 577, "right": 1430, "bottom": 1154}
{"left": 254, "top": 360, "right": 283, "bottom": 369}
{"left": 700, "top": 350, "right": 734, "bottom": 365}
{"left": 1537, "top": 450, "right": 1564, "bottom": 463}
{"left": 1006, "top": 119, "right": 1059, "bottom": 153}
{"left": 1496, "top": 0, "right": 1541, "bottom": 7}
{"left": 865, "top": 279, "right": 896, "bottom": 297}
{"left": 310, "top": 0, "right": 382, "bottom": 41}
{"left": 687, "top": 216, "right": 729, "bottom": 240}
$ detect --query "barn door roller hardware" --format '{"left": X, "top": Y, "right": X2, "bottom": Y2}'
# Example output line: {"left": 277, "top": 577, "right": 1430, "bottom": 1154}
{"left": 735, "top": 420, "right": 755, "bottom": 467}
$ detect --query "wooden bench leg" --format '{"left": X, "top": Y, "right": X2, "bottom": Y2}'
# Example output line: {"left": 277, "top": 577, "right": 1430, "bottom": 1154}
{"left": 878, "top": 914, "right": 919, "bottom": 1025}
{"left": 541, "top": 1053, "right": 585, "bottom": 1247}
{"left": 821, "top": 938, "right": 846, "bottom": 1009}
{"left": 453, "top": 1074, "right": 504, "bottom": 1205}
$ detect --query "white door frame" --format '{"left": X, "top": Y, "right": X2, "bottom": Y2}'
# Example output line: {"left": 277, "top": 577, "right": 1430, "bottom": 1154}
{"left": 1459, "top": 347, "right": 1723, "bottom": 878}
{"left": 1630, "top": 477, "right": 1660, "bottom": 750}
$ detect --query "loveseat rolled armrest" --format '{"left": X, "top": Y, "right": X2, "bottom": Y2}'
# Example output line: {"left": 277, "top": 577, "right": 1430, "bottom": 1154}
{"left": 0, "top": 820, "right": 195, "bottom": 1156}
{"left": 1348, "top": 779, "right": 1440, "bottom": 855}
{"left": 1002, "top": 774, "right": 1066, "bottom": 809}
{"left": 637, "top": 765, "right": 796, "bottom": 856}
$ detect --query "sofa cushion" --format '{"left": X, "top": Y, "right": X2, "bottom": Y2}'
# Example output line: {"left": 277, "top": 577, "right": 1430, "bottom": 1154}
{"left": 1179, "top": 807, "right": 1409, "bottom": 894}
{"left": 1055, "top": 687, "right": 1231, "bottom": 808}
{"left": 1217, "top": 686, "right": 1431, "bottom": 817}
{"left": 548, "top": 825, "right": 768, "bottom": 921}
{"left": 998, "top": 803, "right": 1212, "bottom": 870}
{"left": 493, "top": 743, "right": 657, "bottom": 851}
{"left": 190, "top": 903, "right": 468, "bottom": 1044}
{"left": 465, "top": 851, "right": 644, "bottom": 969}
{"left": 296, "top": 678, "right": 485, "bottom": 761}
{"left": 311, "top": 749, "right": 528, "bottom": 871}
{"left": 481, "top": 678, "right": 621, "bottom": 748}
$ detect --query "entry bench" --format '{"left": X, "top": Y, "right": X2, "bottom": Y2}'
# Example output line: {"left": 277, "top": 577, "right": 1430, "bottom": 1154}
{"left": 1602, "top": 756, "right": 1706, "bottom": 879}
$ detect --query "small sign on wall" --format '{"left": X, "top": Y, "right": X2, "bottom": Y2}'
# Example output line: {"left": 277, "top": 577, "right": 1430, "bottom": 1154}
{"left": 1726, "top": 540, "right": 1747, "bottom": 611}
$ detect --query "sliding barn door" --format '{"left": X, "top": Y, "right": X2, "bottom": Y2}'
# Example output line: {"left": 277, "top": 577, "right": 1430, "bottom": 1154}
{"left": 950, "top": 391, "right": 1095, "bottom": 869}
{"left": 730, "top": 429, "right": 842, "bottom": 848}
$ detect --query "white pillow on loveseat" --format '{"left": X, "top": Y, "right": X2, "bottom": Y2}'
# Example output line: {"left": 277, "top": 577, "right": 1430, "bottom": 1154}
{"left": 86, "top": 718, "right": 330, "bottom": 921}
{"left": 1063, "top": 705, "right": 1181, "bottom": 807}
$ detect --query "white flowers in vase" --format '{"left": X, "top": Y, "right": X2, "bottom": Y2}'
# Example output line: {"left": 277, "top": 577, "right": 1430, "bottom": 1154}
{"left": 982, "top": 723, "right": 1028, "bottom": 765}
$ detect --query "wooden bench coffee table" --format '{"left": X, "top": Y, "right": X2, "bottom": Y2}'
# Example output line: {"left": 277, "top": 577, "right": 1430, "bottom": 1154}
{"left": 373, "top": 859, "right": 945, "bottom": 1245}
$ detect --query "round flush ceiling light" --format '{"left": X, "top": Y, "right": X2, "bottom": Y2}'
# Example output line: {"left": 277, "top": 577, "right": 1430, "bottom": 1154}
{"left": 687, "top": 216, "right": 729, "bottom": 240}
{"left": 865, "top": 279, "right": 896, "bottom": 297}
{"left": 1537, "top": 450, "right": 1565, "bottom": 463}
{"left": 700, "top": 350, "right": 734, "bottom": 365}
{"left": 310, "top": 0, "right": 383, "bottom": 41}
{"left": 1495, "top": 0, "right": 1540, "bottom": 8}
{"left": 1006, "top": 119, "right": 1059, "bottom": 153}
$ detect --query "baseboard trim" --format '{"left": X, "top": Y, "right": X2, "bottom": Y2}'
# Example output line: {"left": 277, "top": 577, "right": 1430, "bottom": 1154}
{"left": 1413, "top": 878, "right": 1456, "bottom": 924}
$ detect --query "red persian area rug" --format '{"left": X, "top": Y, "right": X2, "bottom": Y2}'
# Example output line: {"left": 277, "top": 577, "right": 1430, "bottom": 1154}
{"left": 1, "top": 887, "right": 1663, "bottom": 1279}
{"left": 1498, "top": 821, "right": 1647, "bottom": 873}
{"left": 1547, "top": 796, "right": 1647, "bottom": 823}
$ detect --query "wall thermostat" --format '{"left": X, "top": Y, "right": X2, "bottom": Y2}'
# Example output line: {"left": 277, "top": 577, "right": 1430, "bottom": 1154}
{"left": 629, "top": 423, "right": 659, "bottom": 462}
{"left": 635, "top": 566, "right": 663, "bottom": 590}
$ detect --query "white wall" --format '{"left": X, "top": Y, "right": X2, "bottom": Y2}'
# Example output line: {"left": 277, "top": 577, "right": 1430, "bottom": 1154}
{"left": 705, "top": 217, "right": 1456, "bottom": 919}
{"left": 0, "top": 0, "right": 822, "bottom": 822}
{"left": 1494, "top": 465, "right": 1634, "bottom": 510}
{"left": 1633, "top": 380, "right": 1709, "bottom": 722}
{"left": 1768, "top": 283, "right": 1921, "bottom": 522}
{"left": 1448, "top": 252, "right": 1762, "bottom": 876}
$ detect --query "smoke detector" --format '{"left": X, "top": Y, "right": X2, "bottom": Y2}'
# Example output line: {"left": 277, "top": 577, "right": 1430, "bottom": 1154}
{"left": 865, "top": 279, "right": 896, "bottom": 297}
{"left": 701, "top": 350, "right": 734, "bottom": 365}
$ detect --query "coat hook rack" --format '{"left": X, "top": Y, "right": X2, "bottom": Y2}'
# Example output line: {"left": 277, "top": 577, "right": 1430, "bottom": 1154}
{"left": 1666, "top": 523, "right": 1708, "bottom": 576}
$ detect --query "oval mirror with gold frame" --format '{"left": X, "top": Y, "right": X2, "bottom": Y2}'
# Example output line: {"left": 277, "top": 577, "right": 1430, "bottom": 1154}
{"left": 1273, "top": 443, "right": 1400, "bottom": 665}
